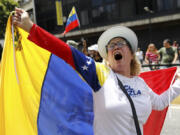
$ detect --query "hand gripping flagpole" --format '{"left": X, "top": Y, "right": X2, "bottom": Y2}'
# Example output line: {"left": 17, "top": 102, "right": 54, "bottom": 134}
{"left": 11, "top": 12, "right": 20, "bottom": 84}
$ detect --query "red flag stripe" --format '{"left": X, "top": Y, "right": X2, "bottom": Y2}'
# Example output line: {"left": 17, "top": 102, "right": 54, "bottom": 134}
{"left": 64, "top": 20, "right": 79, "bottom": 34}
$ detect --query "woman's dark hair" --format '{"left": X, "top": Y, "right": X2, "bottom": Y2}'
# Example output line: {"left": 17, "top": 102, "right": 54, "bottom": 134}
{"left": 164, "top": 38, "right": 172, "bottom": 45}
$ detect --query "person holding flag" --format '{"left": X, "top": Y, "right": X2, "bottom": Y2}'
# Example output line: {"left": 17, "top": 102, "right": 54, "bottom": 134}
{"left": 12, "top": 8, "right": 180, "bottom": 135}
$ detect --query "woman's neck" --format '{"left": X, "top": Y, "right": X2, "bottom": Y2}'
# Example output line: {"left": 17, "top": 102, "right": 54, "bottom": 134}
{"left": 149, "top": 50, "right": 157, "bottom": 54}
{"left": 113, "top": 67, "right": 131, "bottom": 78}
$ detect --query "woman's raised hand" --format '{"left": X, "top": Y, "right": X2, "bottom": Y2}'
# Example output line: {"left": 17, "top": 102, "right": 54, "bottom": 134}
{"left": 12, "top": 7, "right": 34, "bottom": 32}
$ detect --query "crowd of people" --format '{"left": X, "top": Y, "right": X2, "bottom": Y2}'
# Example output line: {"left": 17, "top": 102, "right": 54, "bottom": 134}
{"left": 67, "top": 37, "right": 179, "bottom": 71}
{"left": 135, "top": 39, "right": 179, "bottom": 70}
{"left": 63, "top": 31, "right": 180, "bottom": 72}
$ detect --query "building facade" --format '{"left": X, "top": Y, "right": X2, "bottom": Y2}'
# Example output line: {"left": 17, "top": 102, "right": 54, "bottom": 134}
{"left": 21, "top": 0, "right": 180, "bottom": 52}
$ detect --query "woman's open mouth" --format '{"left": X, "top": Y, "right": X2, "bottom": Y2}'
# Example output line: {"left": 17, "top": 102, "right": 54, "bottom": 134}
{"left": 114, "top": 52, "right": 122, "bottom": 60}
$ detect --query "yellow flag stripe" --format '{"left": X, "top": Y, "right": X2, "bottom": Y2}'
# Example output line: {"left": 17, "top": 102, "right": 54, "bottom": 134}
{"left": 95, "top": 62, "right": 110, "bottom": 86}
{"left": 69, "top": 7, "right": 76, "bottom": 17}
{"left": 0, "top": 17, "right": 51, "bottom": 135}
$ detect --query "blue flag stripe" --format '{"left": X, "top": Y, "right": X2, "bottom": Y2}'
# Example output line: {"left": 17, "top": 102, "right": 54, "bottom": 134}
{"left": 37, "top": 54, "right": 94, "bottom": 135}
{"left": 66, "top": 14, "right": 78, "bottom": 26}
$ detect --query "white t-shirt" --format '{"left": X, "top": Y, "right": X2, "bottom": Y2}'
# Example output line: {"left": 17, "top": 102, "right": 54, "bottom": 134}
{"left": 93, "top": 70, "right": 180, "bottom": 135}
{"left": 136, "top": 51, "right": 143, "bottom": 60}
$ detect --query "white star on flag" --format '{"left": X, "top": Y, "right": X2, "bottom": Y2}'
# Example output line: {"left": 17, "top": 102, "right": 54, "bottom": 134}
{"left": 87, "top": 60, "right": 92, "bottom": 65}
{"left": 82, "top": 65, "right": 88, "bottom": 71}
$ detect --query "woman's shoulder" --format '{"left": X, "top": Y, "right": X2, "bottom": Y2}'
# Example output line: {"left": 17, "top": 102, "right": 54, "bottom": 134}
{"left": 146, "top": 51, "right": 151, "bottom": 55}
{"left": 133, "top": 76, "right": 151, "bottom": 91}
{"left": 134, "top": 76, "right": 147, "bottom": 85}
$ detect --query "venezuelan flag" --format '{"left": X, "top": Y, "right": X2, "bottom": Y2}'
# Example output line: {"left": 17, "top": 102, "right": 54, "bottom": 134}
{"left": 63, "top": 6, "right": 80, "bottom": 34}
{"left": 0, "top": 17, "right": 93, "bottom": 135}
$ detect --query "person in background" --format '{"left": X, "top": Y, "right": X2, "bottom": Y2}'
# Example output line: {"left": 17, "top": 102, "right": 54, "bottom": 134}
{"left": 88, "top": 44, "right": 102, "bottom": 62}
{"left": 135, "top": 48, "right": 144, "bottom": 64}
{"left": 173, "top": 40, "right": 178, "bottom": 48}
{"left": 145, "top": 43, "right": 160, "bottom": 70}
{"left": 172, "top": 40, "right": 180, "bottom": 63}
{"left": 158, "top": 38, "right": 178, "bottom": 68}
{"left": 12, "top": 8, "right": 180, "bottom": 135}
{"left": 81, "top": 38, "right": 89, "bottom": 56}
{"left": 82, "top": 38, "right": 102, "bottom": 62}
{"left": 176, "top": 42, "right": 180, "bottom": 63}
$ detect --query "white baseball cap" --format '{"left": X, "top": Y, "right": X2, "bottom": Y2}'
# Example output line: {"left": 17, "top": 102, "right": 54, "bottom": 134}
{"left": 88, "top": 44, "right": 98, "bottom": 51}
{"left": 97, "top": 26, "right": 138, "bottom": 59}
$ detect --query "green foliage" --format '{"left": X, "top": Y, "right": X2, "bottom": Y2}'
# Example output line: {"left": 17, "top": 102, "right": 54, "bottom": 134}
{"left": 0, "top": 0, "right": 19, "bottom": 38}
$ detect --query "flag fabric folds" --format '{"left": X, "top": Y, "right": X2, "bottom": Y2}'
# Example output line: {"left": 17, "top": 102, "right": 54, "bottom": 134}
{"left": 55, "top": 0, "right": 63, "bottom": 25}
{"left": 0, "top": 17, "right": 93, "bottom": 135}
{"left": 0, "top": 17, "right": 177, "bottom": 135}
{"left": 63, "top": 6, "right": 80, "bottom": 35}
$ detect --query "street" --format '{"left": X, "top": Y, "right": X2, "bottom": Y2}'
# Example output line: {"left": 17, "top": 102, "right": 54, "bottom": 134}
{"left": 161, "top": 104, "right": 180, "bottom": 135}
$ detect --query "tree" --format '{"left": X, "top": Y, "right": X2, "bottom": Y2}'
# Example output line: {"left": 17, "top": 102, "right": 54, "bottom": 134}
{"left": 0, "top": 0, "right": 19, "bottom": 38}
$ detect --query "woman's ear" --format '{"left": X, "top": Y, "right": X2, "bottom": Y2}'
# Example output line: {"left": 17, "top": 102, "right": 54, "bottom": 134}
{"left": 131, "top": 53, "right": 136, "bottom": 61}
